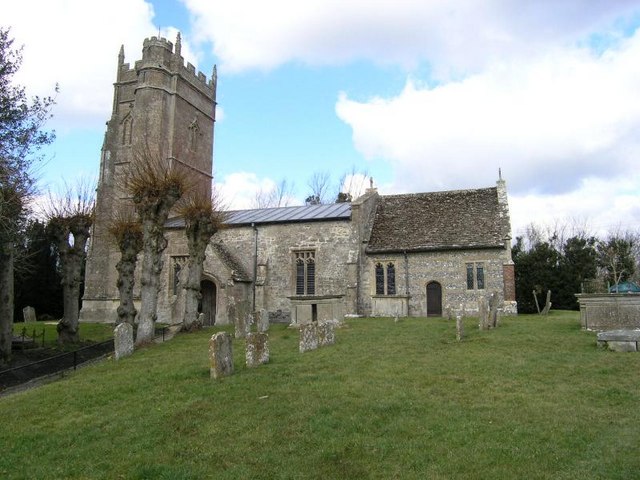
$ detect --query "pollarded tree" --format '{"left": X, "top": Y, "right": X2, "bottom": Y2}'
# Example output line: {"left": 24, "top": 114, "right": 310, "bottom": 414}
{"left": 45, "top": 180, "right": 94, "bottom": 343}
{"left": 108, "top": 210, "right": 143, "bottom": 326}
{"left": 126, "top": 148, "right": 186, "bottom": 345}
{"left": 0, "top": 28, "right": 56, "bottom": 363}
{"left": 179, "top": 192, "right": 226, "bottom": 331}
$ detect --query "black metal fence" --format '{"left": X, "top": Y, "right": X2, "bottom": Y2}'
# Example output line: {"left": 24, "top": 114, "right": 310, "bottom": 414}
{"left": 0, "top": 326, "right": 169, "bottom": 393}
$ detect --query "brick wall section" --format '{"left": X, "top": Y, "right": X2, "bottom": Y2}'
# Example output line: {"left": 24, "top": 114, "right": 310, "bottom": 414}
{"left": 503, "top": 263, "right": 516, "bottom": 302}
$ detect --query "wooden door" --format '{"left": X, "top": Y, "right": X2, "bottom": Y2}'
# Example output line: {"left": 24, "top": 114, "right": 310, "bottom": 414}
{"left": 426, "top": 281, "right": 442, "bottom": 317}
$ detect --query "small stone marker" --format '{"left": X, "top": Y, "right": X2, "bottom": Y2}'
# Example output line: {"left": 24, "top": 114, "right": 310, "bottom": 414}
{"left": 318, "top": 321, "right": 336, "bottom": 347}
{"left": 489, "top": 292, "right": 499, "bottom": 328}
{"left": 209, "top": 332, "right": 234, "bottom": 379}
{"left": 23, "top": 306, "right": 36, "bottom": 323}
{"left": 256, "top": 309, "right": 269, "bottom": 333}
{"left": 456, "top": 315, "right": 464, "bottom": 341}
{"left": 246, "top": 332, "right": 269, "bottom": 367}
{"left": 235, "top": 311, "right": 248, "bottom": 339}
{"left": 478, "top": 297, "right": 489, "bottom": 330}
{"left": 299, "top": 323, "right": 319, "bottom": 353}
{"left": 114, "top": 323, "right": 134, "bottom": 360}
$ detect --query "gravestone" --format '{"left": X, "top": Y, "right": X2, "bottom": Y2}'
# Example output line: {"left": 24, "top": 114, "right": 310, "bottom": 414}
{"left": 456, "top": 315, "right": 464, "bottom": 341}
{"left": 114, "top": 323, "right": 134, "bottom": 360}
{"left": 246, "top": 332, "right": 269, "bottom": 367}
{"left": 256, "top": 309, "right": 269, "bottom": 333}
{"left": 234, "top": 308, "right": 248, "bottom": 339}
{"left": 478, "top": 297, "right": 489, "bottom": 330}
{"left": 209, "top": 332, "right": 234, "bottom": 379}
{"left": 22, "top": 306, "right": 36, "bottom": 323}
{"left": 318, "top": 321, "right": 336, "bottom": 347}
{"left": 299, "top": 323, "right": 319, "bottom": 353}
{"left": 489, "top": 292, "right": 499, "bottom": 328}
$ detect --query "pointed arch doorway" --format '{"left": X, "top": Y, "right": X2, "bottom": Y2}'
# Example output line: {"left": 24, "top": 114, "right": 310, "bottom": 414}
{"left": 426, "top": 281, "right": 442, "bottom": 317}
{"left": 199, "top": 280, "right": 217, "bottom": 326}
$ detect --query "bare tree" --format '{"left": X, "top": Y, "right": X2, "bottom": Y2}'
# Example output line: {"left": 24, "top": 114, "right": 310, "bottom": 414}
{"left": 108, "top": 208, "right": 143, "bottom": 326}
{"left": 336, "top": 167, "right": 370, "bottom": 202}
{"left": 253, "top": 178, "right": 295, "bottom": 209}
{"left": 126, "top": 148, "right": 186, "bottom": 345}
{"left": 179, "top": 191, "right": 226, "bottom": 331}
{"left": 45, "top": 179, "right": 95, "bottom": 343}
{"left": 306, "top": 171, "right": 331, "bottom": 205}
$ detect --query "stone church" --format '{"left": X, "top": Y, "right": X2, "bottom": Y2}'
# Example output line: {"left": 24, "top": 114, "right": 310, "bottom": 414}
{"left": 80, "top": 35, "right": 517, "bottom": 326}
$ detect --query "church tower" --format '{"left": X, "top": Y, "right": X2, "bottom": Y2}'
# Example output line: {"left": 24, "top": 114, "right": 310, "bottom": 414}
{"left": 81, "top": 34, "right": 217, "bottom": 322}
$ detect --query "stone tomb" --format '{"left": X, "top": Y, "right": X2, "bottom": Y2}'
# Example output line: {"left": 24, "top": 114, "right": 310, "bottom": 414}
{"left": 246, "top": 332, "right": 269, "bottom": 367}
{"left": 209, "top": 332, "right": 234, "bottom": 379}
{"left": 597, "top": 329, "right": 640, "bottom": 352}
{"left": 114, "top": 323, "right": 134, "bottom": 360}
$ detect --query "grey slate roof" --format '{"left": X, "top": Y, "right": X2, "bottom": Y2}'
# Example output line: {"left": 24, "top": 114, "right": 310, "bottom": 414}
{"left": 165, "top": 202, "right": 351, "bottom": 229}
{"left": 366, "top": 187, "right": 507, "bottom": 253}
{"left": 225, "top": 202, "right": 352, "bottom": 225}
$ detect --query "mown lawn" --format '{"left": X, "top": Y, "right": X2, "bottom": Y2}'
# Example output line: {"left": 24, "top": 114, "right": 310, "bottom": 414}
{"left": 1, "top": 311, "right": 638, "bottom": 479}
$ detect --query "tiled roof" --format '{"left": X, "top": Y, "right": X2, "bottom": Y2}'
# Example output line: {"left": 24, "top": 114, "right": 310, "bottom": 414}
{"left": 366, "top": 187, "right": 508, "bottom": 253}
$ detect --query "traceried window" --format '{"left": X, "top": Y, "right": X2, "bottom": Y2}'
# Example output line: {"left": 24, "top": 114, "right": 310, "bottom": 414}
{"left": 295, "top": 251, "right": 315, "bottom": 295}
{"left": 374, "top": 261, "right": 397, "bottom": 295}
{"left": 466, "top": 262, "right": 485, "bottom": 290}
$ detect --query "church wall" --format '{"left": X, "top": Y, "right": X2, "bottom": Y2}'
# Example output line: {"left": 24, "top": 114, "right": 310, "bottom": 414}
{"left": 364, "top": 247, "right": 510, "bottom": 317}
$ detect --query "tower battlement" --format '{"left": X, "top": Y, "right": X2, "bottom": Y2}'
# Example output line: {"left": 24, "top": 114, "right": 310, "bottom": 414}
{"left": 118, "top": 34, "right": 216, "bottom": 95}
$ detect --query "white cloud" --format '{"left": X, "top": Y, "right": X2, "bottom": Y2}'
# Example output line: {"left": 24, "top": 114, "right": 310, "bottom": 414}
{"left": 184, "top": 0, "right": 639, "bottom": 74}
{"left": 3, "top": 0, "right": 202, "bottom": 131}
{"left": 335, "top": 29, "right": 640, "bottom": 202}
{"left": 216, "top": 172, "right": 275, "bottom": 210}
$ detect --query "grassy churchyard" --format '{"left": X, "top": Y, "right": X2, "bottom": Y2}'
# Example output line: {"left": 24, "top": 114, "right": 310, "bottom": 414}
{"left": 0, "top": 311, "right": 639, "bottom": 479}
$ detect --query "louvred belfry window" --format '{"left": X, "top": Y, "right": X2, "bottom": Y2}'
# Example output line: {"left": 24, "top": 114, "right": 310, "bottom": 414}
{"left": 295, "top": 251, "right": 316, "bottom": 295}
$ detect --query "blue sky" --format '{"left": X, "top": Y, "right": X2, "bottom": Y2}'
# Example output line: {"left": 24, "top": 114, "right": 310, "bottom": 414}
{"left": 4, "top": 0, "right": 640, "bottom": 239}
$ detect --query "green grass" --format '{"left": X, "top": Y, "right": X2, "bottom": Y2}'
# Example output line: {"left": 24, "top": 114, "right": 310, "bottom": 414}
{"left": 1, "top": 311, "right": 639, "bottom": 479}
{"left": 12, "top": 321, "right": 115, "bottom": 347}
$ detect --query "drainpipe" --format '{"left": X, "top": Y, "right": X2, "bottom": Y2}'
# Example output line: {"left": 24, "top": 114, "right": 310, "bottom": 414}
{"left": 252, "top": 223, "right": 258, "bottom": 312}
{"left": 404, "top": 250, "right": 409, "bottom": 316}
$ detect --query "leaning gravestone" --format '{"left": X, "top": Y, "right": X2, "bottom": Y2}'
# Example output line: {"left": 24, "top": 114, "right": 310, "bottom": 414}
{"left": 246, "top": 332, "right": 269, "bottom": 367}
{"left": 318, "top": 321, "right": 336, "bottom": 347}
{"left": 209, "top": 332, "right": 234, "bottom": 379}
{"left": 23, "top": 306, "right": 36, "bottom": 323}
{"left": 114, "top": 323, "right": 134, "bottom": 360}
{"left": 299, "top": 323, "right": 319, "bottom": 353}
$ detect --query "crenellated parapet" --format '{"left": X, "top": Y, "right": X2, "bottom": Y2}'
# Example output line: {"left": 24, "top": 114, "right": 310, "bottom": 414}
{"left": 116, "top": 34, "right": 216, "bottom": 101}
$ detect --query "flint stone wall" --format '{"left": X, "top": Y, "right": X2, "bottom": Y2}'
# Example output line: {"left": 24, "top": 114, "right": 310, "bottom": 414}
{"left": 362, "top": 248, "right": 512, "bottom": 317}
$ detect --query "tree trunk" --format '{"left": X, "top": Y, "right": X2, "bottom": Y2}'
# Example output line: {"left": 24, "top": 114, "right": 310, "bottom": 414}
{"left": 0, "top": 242, "right": 14, "bottom": 365}
{"left": 183, "top": 254, "right": 204, "bottom": 331}
{"left": 115, "top": 236, "right": 141, "bottom": 326}
{"left": 56, "top": 221, "right": 91, "bottom": 344}
{"left": 136, "top": 219, "right": 167, "bottom": 345}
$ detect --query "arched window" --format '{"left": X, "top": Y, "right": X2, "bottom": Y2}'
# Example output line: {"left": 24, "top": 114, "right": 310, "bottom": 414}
{"left": 294, "top": 251, "right": 316, "bottom": 295}
{"left": 374, "top": 261, "right": 397, "bottom": 295}
{"left": 122, "top": 116, "right": 133, "bottom": 145}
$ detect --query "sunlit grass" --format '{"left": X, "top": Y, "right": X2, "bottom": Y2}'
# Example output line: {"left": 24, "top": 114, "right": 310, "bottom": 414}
{"left": 1, "top": 312, "right": 639, "bottom": 479}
